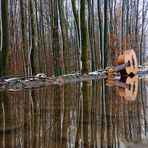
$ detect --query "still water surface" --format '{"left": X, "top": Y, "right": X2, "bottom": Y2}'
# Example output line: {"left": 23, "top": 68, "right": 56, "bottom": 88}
{"left": 0, "top": 75, "right": 148, "bottom": 148}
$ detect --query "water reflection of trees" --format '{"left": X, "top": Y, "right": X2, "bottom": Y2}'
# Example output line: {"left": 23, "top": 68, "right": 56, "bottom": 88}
{"left": 0, "top": 78, "right": 148, "bottom": 147}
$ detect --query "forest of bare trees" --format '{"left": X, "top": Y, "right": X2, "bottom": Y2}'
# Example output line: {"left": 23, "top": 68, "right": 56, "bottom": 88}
{"left": 0, "top": 0, "right": 148, "bottom": 77}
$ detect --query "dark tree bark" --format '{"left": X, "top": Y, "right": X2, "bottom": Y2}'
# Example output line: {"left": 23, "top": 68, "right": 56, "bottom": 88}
{"left": 29, "top": 0, "right": 37, "bottom": 75}
{"left": 0, "top": 0, "right": 9, "bottom": 76}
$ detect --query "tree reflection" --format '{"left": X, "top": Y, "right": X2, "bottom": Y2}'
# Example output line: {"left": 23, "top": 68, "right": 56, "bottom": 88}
{"left": 0, "top": 77, "right": 148, "bottom": 147}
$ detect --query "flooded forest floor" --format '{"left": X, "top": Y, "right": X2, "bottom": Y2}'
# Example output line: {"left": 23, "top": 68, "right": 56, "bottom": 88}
{"left": 0, "top": 68, "right": 148, "bottom": 147}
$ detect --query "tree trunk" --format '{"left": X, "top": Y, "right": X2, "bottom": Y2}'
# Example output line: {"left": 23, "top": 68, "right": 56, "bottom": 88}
{"left": 88, "top": 0, "right": 96, "bottom": 71}
{"left": 80, "top": 0, "right": 89, "bottom": 74}
{"left": 125, "top": 0, "right": 129, "bottom": 36}
{"left": 139, "top": 0, "right": 145, "bottom": 65}
{"left": 104, "top": 0, "right": 108, "bottom": 68}
{"left": 121, "top": 0, "right": 125, "bottom": 50}
{"left": 0, "top": 0, "right": 9, "bottom": 76}
{"left": 71, "top": 0, "right": 81, "bottom": 71}
{"left": 134, "top": 0, "right": 139, "bottom": 60}
{"left": 97, "top": 0, "right": 103, "bottom": 68}
{"left": 39, "top": 0, "right": 47, "bottom": 73}
{"left": 34, "top": 0, "right": 41, "bottom": 72}
{"left": 52, "top": 0, "right": 63, "bottom": 76}
{"left": 20, "top": 0, "right": 28, "bottom": 75}
{"left": 71, "top": 0, "right": 80, "bottom": 47}
{"left": 29, "top": 0, "right": 37, "bottom": 75}
{"left": 58, "top": 0, "right": 69, "bottom": 74}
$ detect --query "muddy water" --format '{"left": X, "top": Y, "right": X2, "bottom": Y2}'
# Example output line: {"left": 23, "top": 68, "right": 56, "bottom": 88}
{"left": 0, "top": 75, "right": 148, "bottom": 148}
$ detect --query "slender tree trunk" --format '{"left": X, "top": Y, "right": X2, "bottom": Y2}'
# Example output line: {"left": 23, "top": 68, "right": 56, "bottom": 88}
{"left": 80, "top": 0, "right": 89, "bottom": 74}
{"left": 109, "top": 0, "right": 114, "bottom": 33}
{"left": 134, "top": 0, "right": 139, "bottom": 49}
{"left": 88, "top": 0, "right": 96, "bottom": 71}
{"left": 29, "top": 0, "right": 37, "bottom": 75}
{"left": 87, "top": 0, "right": 91, "bottom": 70}
{"left": 71, "top": 0, "right": 80, "bottom": 47}
{"left": 108, "top": 0, "right": 113, "bottom": 65}
{"left": 97, "top": 0, "right": 103, "bottom": 68}
{"left": 139, "top": 0, "right": 145, "bottom": 65}
{"left": 58, "top": 0, "right": 69, "bottom": 74}
{"left": 34, "top": 0, "right": 41, "bottom": 72}
{"left": 52, "top": 0, "right": 63, "bottom": 76}
{"left": 104, "top": 0, "right": 108, "bottom": 68}
{"left": 71, "top": 0, "right": 81, "bottom": 71}
{"left": 20, "top": 0, "right": 28, "bottom": 75}
{"left": 0, "top": 0, "right": 9, "bottom": 76}
{"left": 121, "top": 0, "right": 125, "bottom": 50}
{"left": 39, "top": 0, "right": 47, "bottom": 73}
{"left": 125, "top": 0, "right": 129, "bottom": 36}
{"left": 91, "top": 0, "right": 97, "bottom": 71}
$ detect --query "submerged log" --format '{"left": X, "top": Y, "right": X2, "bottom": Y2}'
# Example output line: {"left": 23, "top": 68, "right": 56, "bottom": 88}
{"left": 0, "top": 72, "right": 103, "bottom": 91}
{"left": 0, "top": 66, "right": 147, "bottom": 92}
